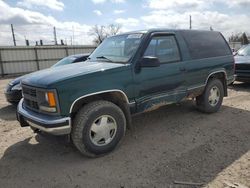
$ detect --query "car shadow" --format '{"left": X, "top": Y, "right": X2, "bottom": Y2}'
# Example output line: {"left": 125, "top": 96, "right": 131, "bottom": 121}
{"left": 0, "top": 104, "right": 17, "bottom": 121}
{"left": 0, "top": 102, "right": 249, "bottom": 187}
{"left": 229, "top": 81, "right": 250, "bottom": 92}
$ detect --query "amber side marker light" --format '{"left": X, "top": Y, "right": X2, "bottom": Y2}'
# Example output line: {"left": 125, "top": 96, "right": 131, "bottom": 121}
{"left": 47, "top": 92, "right": 56, "bottom": 107}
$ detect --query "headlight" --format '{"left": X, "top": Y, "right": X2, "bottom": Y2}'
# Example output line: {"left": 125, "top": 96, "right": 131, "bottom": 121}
{"left": 11, "top": 83, "right": 22, "bottom": 91}
{"left": 38, "top": 90, "right": 58, "bottom": 113}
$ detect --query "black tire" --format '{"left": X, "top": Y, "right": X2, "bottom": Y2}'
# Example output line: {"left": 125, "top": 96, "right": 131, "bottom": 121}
{"left": 196, "top": 79, "right": 224, "bottom": 113}
{"left": 229, "top": 81, "right": 234, "bottom": 86}
{"left": 71, "top": 100, "right": 126, "bottom": 157}
{"left": 30, "top": 126, "right": 40, "bottom": 132}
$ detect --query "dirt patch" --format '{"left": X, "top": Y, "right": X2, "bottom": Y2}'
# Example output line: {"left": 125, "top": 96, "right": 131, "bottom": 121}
{"left": 0, "top": 78, "right": 249, "bottom": 188}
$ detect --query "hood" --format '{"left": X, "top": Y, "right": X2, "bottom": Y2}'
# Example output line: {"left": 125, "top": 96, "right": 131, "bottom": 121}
{"left": 10, "top": 75, "right": 28, "bottom": 85}
{"left": 234, "top": 55, "right": 250, "bottom": 64}
{"left": 22, "top": 61, "right": 126, "bottom": 88}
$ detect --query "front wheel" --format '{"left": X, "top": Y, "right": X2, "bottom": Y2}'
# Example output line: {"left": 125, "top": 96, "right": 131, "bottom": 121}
{"left": 71, "top": 100, "right": 126, "bottom": 157}
{"left": 196, "top": 79, "right": 224, "bottom": 113}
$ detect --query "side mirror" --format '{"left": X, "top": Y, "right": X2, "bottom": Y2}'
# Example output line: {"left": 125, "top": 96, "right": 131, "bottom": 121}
{"left": 140, "top": 56, "right": 160, "bottom": 67}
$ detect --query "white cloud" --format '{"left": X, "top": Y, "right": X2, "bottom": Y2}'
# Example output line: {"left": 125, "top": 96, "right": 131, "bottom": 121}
{"left": 147, "top": 0, "right": 205, "bottom": 10}
{"left": 111, "top": 0, "right": 125, "bottom": 3}
{"left": 92, "top": 0, "right": 125, "bottom": 4}
{"left": 114, "top": 9, "right": 126, "bottom": 14}
{"left": 93, "top": 10, "right": 102, "bottom": 16}
{"left": 17, "top": 0, "right": 64, "bottom": 11}
{"left": 92, "top": 0, "right": 106, "bottom": 4}
{"left": 140, "top": 10, "right": 250, "bottom": 39}
{"left": 0, "top": 0, "right": 93, "bottom": 45}
{"left": 115, "top": 18, "right": 139, "bottom": 27}
{"left": 226, "top": 0, "right": 250, "bottom": 7}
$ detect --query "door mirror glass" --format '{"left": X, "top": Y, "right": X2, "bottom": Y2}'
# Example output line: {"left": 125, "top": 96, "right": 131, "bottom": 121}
{"left": 140, "top": 56, "right": 160, "bottom": 67}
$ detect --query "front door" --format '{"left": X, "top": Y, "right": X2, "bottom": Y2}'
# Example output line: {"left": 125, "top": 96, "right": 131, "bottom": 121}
{"left": 133, "top": 34, "right": 186, "bottom": 112}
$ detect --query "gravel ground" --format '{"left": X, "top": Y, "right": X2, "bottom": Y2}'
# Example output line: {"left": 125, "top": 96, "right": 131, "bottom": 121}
{"left": 0, "top": 78, "right": 249, "bottom": 188}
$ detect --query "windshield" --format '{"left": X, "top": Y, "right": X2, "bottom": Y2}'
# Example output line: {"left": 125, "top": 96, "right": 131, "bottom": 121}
{"left": 52, "top": 56, "right": 77, "bottom": 67}
{"left": 237, "top": 45, "right": 250, "bottom": 56}
{"left": 89, "top": 33, "right": 144, "bottom": 63}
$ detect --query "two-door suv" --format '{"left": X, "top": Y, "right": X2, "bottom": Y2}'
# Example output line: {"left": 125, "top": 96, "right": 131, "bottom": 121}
{"left": 17, "top": 29, "right": 234, "bottom": 157}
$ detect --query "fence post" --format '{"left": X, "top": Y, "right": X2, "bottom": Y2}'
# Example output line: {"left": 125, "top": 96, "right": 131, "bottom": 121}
{"left": 34, "top": 47, "right": 40, "bottom": 70}
{"left": 65, "top": 46, "right": 69, "bottom": 56}
{"left": 0, "top": 49, "right": 4, "bottom": 77}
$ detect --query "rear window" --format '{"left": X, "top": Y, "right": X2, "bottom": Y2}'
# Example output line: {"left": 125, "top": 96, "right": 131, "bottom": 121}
{"left": 180, "top": 30, "right": 231, "bottom": 59}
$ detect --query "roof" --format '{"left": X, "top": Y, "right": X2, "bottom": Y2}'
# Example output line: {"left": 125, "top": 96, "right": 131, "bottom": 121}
{"left": 120, "top": 28, "right": 220, "bottom": 35}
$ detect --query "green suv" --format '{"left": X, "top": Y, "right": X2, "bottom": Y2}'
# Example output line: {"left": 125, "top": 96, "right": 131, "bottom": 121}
{"left": 17, "top": 29, "right": 235, "bottom": 157}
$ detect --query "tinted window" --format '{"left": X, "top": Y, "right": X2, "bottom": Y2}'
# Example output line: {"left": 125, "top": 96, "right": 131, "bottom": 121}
{"left": 180, "top": 30, "right": 231, "bottom": 59}
{"left": 144, "top": 35, "right": 180, "bottom": 63}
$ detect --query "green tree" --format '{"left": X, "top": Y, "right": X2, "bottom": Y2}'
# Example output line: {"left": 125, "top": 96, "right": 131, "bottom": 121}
{"left": 242, "top": 32, "right": 249, "bottom": 45}
{"left": 229, "top": 32, "right": 249, "bottom": 45}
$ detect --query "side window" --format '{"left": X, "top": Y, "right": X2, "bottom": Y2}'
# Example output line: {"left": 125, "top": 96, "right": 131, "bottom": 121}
{"left": 144, "top": 35, "right": 180, "bottom": 63}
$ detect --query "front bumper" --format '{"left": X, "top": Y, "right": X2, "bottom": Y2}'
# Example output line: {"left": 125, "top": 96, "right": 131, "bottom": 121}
{"left": 17, "top": 99, "right": 71, "bottom": 135}
{"left": 235, "top": 72, "right": 250, "bottom": 82}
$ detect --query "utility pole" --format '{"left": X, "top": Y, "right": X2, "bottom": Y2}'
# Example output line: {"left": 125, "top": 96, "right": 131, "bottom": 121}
{"left": 53, "top": 26, "right": 58, "bottom": 45}
{"left": 11, "top": 24, "right": 16, "bottom": 46}
{"left": 72, "top": 26, "right": 75, "bottom": 45}
{"left": 189, "top": 15, "right": 192, "bottom": 30}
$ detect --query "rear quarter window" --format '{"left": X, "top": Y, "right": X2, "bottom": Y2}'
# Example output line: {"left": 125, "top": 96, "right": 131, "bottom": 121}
{"left": 180, "top": 30, "right": 232, "bottom": 59}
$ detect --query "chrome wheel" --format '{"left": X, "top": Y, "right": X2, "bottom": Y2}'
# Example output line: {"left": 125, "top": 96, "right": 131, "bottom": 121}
{"left": 89, "top": 115, "right": 117, "bottom": 146}
{"left": 208, "top": 86, "right": 220, "bottom": 107}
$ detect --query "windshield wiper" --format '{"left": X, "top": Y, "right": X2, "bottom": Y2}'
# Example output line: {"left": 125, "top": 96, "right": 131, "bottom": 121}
{"left": 96, "top": 56, "right": 113, "bottom": 62}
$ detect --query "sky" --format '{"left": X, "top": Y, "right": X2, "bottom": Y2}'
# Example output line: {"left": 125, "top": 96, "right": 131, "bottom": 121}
{"left": 0, "top": 0, "right": 250, "bottom": 46}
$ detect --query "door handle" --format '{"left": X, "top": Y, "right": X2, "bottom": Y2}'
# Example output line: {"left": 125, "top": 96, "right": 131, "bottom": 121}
{"left": 179, "top": 67, "right": 186, "bottom": 72}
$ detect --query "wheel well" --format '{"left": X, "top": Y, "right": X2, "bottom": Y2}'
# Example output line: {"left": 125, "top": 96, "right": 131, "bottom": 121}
{"left": 207, "top": 72, "right": 228, "bottom": 96}
{"left": 70, "top": 92, "right": 132, "bottom": 128}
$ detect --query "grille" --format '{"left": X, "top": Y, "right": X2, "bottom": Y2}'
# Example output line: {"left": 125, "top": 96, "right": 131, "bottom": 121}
{"left": 22, "top": 85, "right": 39, "bottom": 111}
{"left": 235, "top": 63, "right": 250, "bottom": 71}
{"left": 23, "top": 86, "right": 37, "bottom": 97}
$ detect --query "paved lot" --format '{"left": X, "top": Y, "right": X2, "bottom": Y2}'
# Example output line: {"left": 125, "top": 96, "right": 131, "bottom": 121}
{"left": 0, "top": 78, "right": 249, "bottom": 188}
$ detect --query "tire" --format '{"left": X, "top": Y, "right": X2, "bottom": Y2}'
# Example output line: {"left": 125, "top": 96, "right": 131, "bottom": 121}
{"left": 30, "top": 126, "right": 41, "bottom": 133}
{"left": 229, "top": 81, "right": 234, "bottom": 86}
{"left": 71, "top": 100, "right": 126, "bottom": 157}
{"left": 196, "top": 79, "right": 224, "bottom": 113}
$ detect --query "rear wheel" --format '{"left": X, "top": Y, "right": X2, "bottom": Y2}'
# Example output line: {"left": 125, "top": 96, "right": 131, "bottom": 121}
{"left": 71, "top": 100, "right": 126, "bottom": 157}
{"left": 196, "top": 79, "right": 224, "bottom": 113}
{"left": 30, "top": 126, "right": 41, "bottom": 133}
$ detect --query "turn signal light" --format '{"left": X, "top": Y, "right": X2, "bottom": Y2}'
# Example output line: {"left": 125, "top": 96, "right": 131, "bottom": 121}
{"left": 47, "top": 92, "right": 56, "bottom": 107}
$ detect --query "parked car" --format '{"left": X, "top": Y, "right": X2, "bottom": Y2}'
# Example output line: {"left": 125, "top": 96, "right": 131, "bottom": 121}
{"left": 17, "top": 29, "right": 234, "bottom": 157}
{"left": 4, "top": 53, "right": 90, "bottom": 104}
{"left": 234, "top": 44, "right": 250, "bottom": 82}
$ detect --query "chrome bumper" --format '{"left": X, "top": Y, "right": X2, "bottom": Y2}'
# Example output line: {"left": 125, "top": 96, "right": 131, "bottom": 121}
{"left": 17, "top": 99, "right": 71, "bottom": 135}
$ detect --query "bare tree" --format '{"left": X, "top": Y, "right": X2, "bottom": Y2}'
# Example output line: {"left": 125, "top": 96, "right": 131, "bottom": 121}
{"left": 91, "top": 24, "right": 122, "bottom": 45}
{"left": 91, "top": 25, "right": 106, "bottom": 45}
{"left": 107, "top": 24, "right": 121, "bottom": 36}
